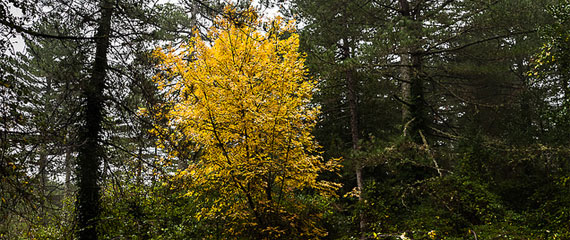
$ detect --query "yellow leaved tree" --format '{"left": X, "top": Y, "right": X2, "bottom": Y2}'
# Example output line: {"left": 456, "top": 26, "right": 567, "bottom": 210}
{"left": 151, "top": 6, "right": 340, "bottom": 239}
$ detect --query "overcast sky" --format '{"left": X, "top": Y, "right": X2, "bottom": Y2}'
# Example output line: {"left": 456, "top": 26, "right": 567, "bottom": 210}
{"left": 6, "top": 0, "right": 282, "bottom": 54}
{"left": 7, "top": 3, "right": 25, "bottom": 53}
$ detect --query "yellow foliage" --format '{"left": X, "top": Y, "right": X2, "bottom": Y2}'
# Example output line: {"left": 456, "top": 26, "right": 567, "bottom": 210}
{"left": 151, "top": 5, "right": 340, "bottom": 239}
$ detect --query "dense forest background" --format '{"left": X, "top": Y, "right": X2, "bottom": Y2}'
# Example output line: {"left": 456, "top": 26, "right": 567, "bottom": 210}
{"left": 1, "top": 0, "right": 570, "bottom": 239}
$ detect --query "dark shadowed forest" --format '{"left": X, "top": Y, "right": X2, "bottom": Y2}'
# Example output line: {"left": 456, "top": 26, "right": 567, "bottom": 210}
{"left": 1, "top": 0, "right": 570, "bottom": 239}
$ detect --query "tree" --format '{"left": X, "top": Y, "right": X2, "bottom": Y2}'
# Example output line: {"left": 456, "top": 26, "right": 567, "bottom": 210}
{"left": 1, "top": 0, "right": 221, "bottom": 237}
{"left": 291, "top": 0, "right": 400, "bottom": 235}
{"left": 292, "top": 0, "right": 557, "bottom": 238}
{"left": 531, "top": 0, "right": 570, "bottom": 144}
{"left": 1, "top": 1, "right": 89, "bottom": 237}
{"left": 74, "top": 0, "right": 113, "bottom": 239}
{"left": 151, "top": 6, "right": 340, "bottom": 239}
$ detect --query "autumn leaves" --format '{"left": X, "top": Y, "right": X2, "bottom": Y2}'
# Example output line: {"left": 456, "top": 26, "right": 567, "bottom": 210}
{"left": 151, "top": 6, "right": 340, "bottom": 238}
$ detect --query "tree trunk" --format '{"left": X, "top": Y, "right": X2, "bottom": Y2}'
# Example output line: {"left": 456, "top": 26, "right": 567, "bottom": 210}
{"left": 400, "top": 50, "right": 411, "bottom": 122}
{"left": 177, "top": 157, "right": 188, "bottom": 170}
{"left": 38, "top": 145, "right": 48, "bottom": 223}
{"left": 76, "top": 0, "right": 113, "bottom": 239}
{"left": 38, "top": 146, "right": 47, "bottom": 196}
{"left": 136, "top": 147, "right": 143, "bottom": 186}
{"left": 399, "top": 0, "right": 412, "bottom": 124}
{"left": 399, "top": 0, "right": 427, "bottom": 144}
{"left": 343, "top": 38, "right": 365, "bottom": 236}
{"left": 64, "top": 135, "right": 72, "bottom": 197}
{"left": 192, "top": 1, "right": 198, "bottom": 29}
{"left": 408, "top": 52, "right": 426, "bottom": 143}
{"left": 347, "top": 68, "right": 364, "bottom": 231}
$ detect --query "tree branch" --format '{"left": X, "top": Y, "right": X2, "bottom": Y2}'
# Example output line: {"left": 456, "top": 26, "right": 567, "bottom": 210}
{"left": 426, "top": 30, "right": 537, "bottom": 55}
{"left": 0, "top": 19, "right": 96, "bottom": 40}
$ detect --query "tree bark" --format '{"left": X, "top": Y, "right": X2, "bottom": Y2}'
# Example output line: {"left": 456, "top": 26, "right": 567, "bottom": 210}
{"left": 64, "top": 134, "right": 72, "bottom": 197}
{"left": 76, "top": 0, "right": 113, "bottom": 239}
{"left": 399, "top": 0, "right": 427, "bottom": 144}
{"left": 348, "top": 68, "right": 365, "bottom": 234}
{"left": 342, "top": 37, "right": 365, "bottom": 236}
{"left": 38, "top": 146, "right": 47, "bottom": 196}
{"left": 408, "top": 52, "right": 426, "bottom": 143}
{"left": 399, "top": 0, "right": 413, "bottom": 133}
{"left": 400, "top": 50, "right": 411, "bottom": 122}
